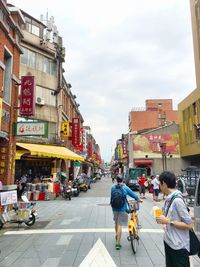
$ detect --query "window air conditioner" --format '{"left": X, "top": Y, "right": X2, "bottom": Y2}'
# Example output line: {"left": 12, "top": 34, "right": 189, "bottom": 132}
{"left": 36, "top": 97, "right": 45, "bottom": 105}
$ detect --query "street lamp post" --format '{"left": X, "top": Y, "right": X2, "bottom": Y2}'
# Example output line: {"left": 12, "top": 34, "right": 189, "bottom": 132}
{"left": 160, "top": 142, "right": 167, "bottom": 171}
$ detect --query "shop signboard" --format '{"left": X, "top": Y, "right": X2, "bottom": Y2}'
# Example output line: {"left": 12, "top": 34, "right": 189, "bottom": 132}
{"left": 72, "top": 117, "right": 80, "bottom": 147}
{"left": 20, "top": 76, "right": 35, "bottom": 117}
{"left": 87, "top": 139, "right": 92, "bottom": 158}
{"left": 0, "top": 190, "right": 17, "bottom": 206}
{"left": 15, "top": 122, "right": 48, "bottom": 136}
{"left": 62, "top": 121, "right": 69, "bottom": 137}
{"left": 133, "top": 133, "right": 180, "bottom": 156}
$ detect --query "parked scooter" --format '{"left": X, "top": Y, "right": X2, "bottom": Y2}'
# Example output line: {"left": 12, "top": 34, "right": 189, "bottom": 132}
{"left": 75, "top": 176, "right": 88, "bottom": 192}
{"left": 60, "top": 184, "right": 72, "bottom": 200}
{"left": 72, "top": 182, "right": 80, "bottom": 197}
{"left": 0, "top": 195, "right": 37, "bottom": 229}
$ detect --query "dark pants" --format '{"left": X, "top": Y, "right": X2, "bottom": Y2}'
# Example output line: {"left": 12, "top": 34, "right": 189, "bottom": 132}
{"left": 164, "top": 241, "right": 190, "bottom": 267}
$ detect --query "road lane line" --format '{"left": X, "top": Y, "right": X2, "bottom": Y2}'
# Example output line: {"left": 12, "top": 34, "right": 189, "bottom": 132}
{"left": 3, "top": 228, "right": 164, "bottom": 235}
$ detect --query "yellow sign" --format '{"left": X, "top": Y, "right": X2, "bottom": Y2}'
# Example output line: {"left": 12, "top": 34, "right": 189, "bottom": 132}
{"left": 0, "top": 97, "right": 2, "bottom": 130}
{"left": 118, "top": 144, "right": 123, "bottom": 159}
{"left": 62, "top": 121, "right": 69, "bottom": 137}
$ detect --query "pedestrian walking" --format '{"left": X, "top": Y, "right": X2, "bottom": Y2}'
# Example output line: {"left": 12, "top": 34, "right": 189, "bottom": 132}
{"left": 155, "top": 171, "right": 193, "bottom": 267}
{"left": 152, "top": 174, "right": 160, "bottom": 201}
{"left": 138, "top": 173, "right": 147, "bottom": 199}
{"left": 110, "top": 175, "right": 141, "bottom": 250}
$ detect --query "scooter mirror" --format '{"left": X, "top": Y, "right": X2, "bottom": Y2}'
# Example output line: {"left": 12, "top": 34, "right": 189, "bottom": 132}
{"left": 21, "top": 195, "right": 29, "bottom": 203}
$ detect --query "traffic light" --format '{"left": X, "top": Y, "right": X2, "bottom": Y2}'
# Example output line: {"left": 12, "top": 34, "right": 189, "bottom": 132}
{"left": 62, "top": 121, "right": 69, "bottom": 137}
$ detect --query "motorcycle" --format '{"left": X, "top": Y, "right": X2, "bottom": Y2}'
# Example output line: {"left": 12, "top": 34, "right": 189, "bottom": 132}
{"left": 60, "top": 184, "right": 72, "bottom": 200}
{"left": 75, "top": 176, "right": 88, "bottom": 192}
{"left": 0, "top": 195, "right": 37, "bottom": 229}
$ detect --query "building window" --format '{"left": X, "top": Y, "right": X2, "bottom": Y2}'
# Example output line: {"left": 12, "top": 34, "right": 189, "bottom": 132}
{"left": 21, "top": 47, "right": 36, "bottom": 68}
{"left": 3, "top": 49, "right": 12, "bottom": 104}
{"left": 0, "top": 9, "right": 3, "bottom": 21}
{"left": 21, "top": 47, "right": 57, "bottom": 75}
{"left": 25, "top": 22, "right": 40, "bottom": 36}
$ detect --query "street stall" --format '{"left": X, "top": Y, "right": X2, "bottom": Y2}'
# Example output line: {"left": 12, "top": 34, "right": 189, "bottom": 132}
{"left": 15, "top": 143, "right": 84, "bottom": 200}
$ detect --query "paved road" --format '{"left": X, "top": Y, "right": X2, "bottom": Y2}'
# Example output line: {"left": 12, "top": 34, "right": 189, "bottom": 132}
{"left": 0, "top": 176, "right": 199, "bottom": 267}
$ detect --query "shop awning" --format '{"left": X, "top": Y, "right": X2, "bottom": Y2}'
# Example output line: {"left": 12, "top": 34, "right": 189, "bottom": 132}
{"left": 16, "top": 142, "right": 84, "bottom": 161}
{"left": 134, "top": 159, "right": 153, "bottom": 166}
{"left": 15, "top": 149, "right": 29, "bottom": 160}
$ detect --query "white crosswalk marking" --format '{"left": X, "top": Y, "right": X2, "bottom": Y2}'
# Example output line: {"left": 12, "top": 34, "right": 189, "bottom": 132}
{"left": 79, "top": 238, "right": 116, "bottom": 267}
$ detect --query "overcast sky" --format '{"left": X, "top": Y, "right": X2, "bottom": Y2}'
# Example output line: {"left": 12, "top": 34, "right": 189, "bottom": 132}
{"left": 11, "top": 0, "right": 196, "bottom": 162}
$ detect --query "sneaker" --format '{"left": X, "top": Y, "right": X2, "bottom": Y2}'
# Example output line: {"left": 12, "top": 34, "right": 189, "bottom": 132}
{"left": 115, "top": 244, "right": 121, "bottom": 250}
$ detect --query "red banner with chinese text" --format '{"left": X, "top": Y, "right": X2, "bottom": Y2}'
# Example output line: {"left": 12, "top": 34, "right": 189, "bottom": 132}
{"left": 72, "top": 118, "right": 80, "bottom": 148}
{"left": 20, "top": 76, "right": 35, "bottom": 116}
{"left": 76, "top": 127, "right": 84, "bottom": 151}
{"left": 87, "top": 140, "right": 92, "bottom": 159}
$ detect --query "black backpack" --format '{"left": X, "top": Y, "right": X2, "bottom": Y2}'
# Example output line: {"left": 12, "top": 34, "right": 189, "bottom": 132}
{"left": 110, "top": 184, "right": 125, "bottom": 209}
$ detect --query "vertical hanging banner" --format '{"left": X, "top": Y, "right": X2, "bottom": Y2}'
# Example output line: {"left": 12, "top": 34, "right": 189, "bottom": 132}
{"left": 118, "top": 144, "right": 123, "bottom": 159}
{"left": 87, "top": 139, "right": 92, "bottom": 158}
{"left": 20, "top": 76, "right": 35, "bottom": 117}
{"left": 72, "top": 117, "right": 80, "bottom": 147}
{"left": 122, "top": 139, "right": 128, "bottom": 155}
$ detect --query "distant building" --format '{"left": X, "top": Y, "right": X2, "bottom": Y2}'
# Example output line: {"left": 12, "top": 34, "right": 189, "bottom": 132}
{"left": 128, "top": 123, "right": 184, "bottom": 175}
{"left": 129, "top": 99, "right": 178, "bottom": 132}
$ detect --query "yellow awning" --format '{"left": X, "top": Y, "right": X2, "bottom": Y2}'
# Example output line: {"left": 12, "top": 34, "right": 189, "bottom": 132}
{"left": 15, "top": 149, "right": 29, "bottom": 160}
{"left": 16, "top": 142, "right": 84, "bottom": 161}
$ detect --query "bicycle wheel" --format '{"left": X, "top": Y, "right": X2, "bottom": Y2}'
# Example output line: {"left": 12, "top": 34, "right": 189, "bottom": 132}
{"left": 129, "top": 232, "right": 138, "bottom": 254}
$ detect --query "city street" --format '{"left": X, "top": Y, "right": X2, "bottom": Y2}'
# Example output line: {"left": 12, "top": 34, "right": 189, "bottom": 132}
{"left": 0, "top": 176, "right": 200, "bottom": 267}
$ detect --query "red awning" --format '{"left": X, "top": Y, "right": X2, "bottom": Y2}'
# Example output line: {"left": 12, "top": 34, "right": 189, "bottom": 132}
{"left": 134, "top": 159, "right": 153, "bottom": 166}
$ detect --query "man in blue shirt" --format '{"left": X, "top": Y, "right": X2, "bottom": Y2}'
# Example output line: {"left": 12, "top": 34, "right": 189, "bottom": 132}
{"left": 111, "top": 175, "right": 141, "bottom": 250}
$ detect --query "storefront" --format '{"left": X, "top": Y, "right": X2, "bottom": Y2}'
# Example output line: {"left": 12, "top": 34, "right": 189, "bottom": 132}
{"left": 16, "top": 142, "right": 84, "bottom": 178}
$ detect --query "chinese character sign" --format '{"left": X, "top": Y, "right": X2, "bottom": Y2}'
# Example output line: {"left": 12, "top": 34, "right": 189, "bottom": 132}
{"left": 20, "top": 76, "right": 35, "bottom": 116}
{"left": 62, "top": 121, "right": 69, "bottom": 137}
{"left": 72, "top": 117, "right": 80, "bottom": 147}
{"left": 87, "top": 139, "right": 92, "bottom": 158}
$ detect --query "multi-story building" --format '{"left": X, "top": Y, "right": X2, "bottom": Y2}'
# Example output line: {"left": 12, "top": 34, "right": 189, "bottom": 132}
{"left": 0, "top": 1, "right": 24, "bottom": 185}
{"left": 12, "top": 7, "right": 85, "bottom": 179}
{"left": 177, "top": 1, "right": 200, "bottom": 167}
{"left": 129, "top": 99, "right": 178, "bottom": 132}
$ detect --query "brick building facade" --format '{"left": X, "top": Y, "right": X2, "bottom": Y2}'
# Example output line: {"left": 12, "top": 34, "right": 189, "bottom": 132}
{"left": 129, "top": 99, "right": 178, "bottom": 132}
{"left": 0, "top": 1, "right": 24, "bottom": 185}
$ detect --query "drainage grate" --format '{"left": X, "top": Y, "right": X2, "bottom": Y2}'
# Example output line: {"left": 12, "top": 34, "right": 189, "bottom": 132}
{"left": 26, "top": 220, "right": 50, "bottom": 229}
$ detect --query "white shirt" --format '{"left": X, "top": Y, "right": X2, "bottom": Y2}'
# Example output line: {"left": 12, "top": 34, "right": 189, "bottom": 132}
{"left": 152, "top": 177, "right": 160, "bottom": 189}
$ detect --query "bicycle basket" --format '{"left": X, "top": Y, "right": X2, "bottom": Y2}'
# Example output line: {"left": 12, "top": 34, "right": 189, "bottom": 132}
{"left": 129, "top": 201, "right": 139, "bottom": 212}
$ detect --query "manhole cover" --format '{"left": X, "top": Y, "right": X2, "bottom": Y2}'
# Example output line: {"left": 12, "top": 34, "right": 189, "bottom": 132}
{"left": 97, "top": 203, "right": 110, "bottom": 206}
{"left": 26, "top": 220, "right": 50, "bottom": 229}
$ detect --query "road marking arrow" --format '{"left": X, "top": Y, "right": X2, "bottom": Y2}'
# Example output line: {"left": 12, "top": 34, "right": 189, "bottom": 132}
{"left": 79, "top": 238, "right": 116, "bottom": 267}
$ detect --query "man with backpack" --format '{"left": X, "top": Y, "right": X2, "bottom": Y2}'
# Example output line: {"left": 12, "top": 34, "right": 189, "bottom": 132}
{"left": 110, "top": 175, "right": 141, "bottom": 250}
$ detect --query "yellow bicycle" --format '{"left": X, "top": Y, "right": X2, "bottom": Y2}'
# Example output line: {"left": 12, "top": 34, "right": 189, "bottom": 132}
{"left": 127, "top": 200, "right": 140, "bottom": 254}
